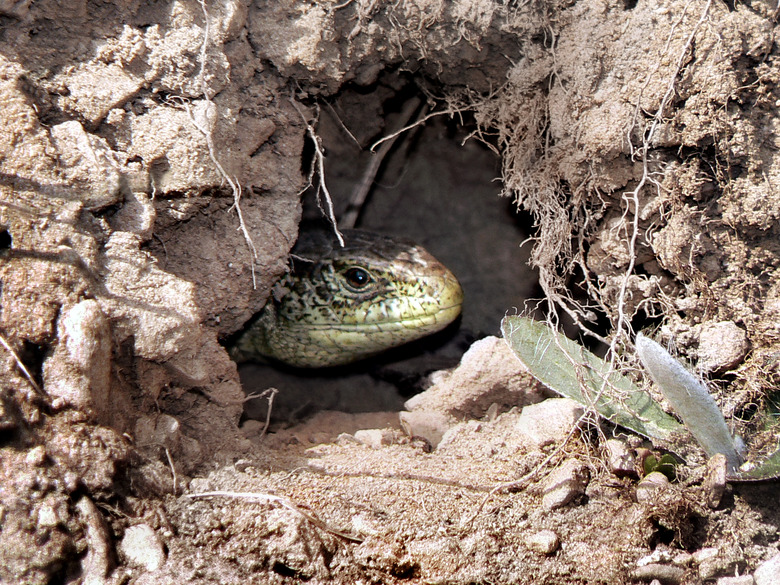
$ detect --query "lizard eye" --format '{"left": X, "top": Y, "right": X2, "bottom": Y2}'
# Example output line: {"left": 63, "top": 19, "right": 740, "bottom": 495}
{"left": 344, "top": 267, "right": 372, "bottom": 289}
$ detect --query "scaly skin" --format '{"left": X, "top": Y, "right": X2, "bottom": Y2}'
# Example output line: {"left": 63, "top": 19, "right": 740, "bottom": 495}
{"left": 234, "top": 229, "right": 463, "bottom": 368}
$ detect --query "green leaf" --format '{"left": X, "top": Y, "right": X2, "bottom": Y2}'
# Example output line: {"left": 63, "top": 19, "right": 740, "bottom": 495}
{"left": 732, "top": 448, "right": 780, "bottom": 482}
{"left": 501, "top": 316, "right": 687, "bottom": 449}
{"left": 636, "top": 333, "right": 744, "bottom": 473}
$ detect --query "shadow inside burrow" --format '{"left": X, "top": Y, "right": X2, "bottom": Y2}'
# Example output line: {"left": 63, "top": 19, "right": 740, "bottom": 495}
{"left": 238, "top": 74, "right": 541, "bottom": 429}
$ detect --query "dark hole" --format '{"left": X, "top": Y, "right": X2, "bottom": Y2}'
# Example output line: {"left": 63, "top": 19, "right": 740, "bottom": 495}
{"left": 0, "top": 392, "right": 21, "bottom": 445}
{"left": 299, "top": 125, "right": 315, "bottom": 179}
{"left": 0, "top": 229, "right": 11, "bottom": 249}
{"left": 19, "top": 341, "right": 46, "bottom": 390}
{"left": 652, "top": 523, "right": 677, "bottom": 546}
{"left": 630, "top": 308, "right": 664, "bottom": 338}
{"left": 92, "top": 203, "right": 122, "bottom": 219}
{"left": 271, "top": 562, "right": 300, "bottom": 577}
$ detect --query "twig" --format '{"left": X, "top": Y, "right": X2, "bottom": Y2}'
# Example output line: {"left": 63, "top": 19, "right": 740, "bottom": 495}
{"left": 370, "top": 105, "right": 469, "bottom": 152}
{"left": 341, "top": 97, "right": 425, "bottom": 229}
{"left": 323, "top": 101, "right": 362, "bottom": 149}
{"left": 0, "top": 331, "right": 45, "bottom": 397}
{"left": 164, "top": 446, "right": 179, "bottom": 495}
{"left": 602, "top": 0, "right": 712, "bottom": 368}
{"left": 191, "top": 0, "right": 259, "bottom": 289}
{"left": 243, "top": 387, "right": 279, "bottom": 436}
{"left": 184, "top": 490, "right": 363, "bottom": 542}
{"left": 289, "top": 98, "right": 344, "bottom": 246}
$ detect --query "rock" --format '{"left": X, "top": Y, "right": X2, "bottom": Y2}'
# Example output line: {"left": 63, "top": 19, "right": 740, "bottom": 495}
{"left": 672, "top": 552, "right": 693, "bottom": 567}
{"left": 42, "top": 300, "right": 112, "bottom": 419}
{"left": 717, "top": 576, "right": 755, "bottom": 585}
{"left": 76, "top": 497, "right": 113, "bottom": 585}
{"left": 100, "top": 231, "right": 201, "bottom": 363}
{"left": 630, "top": 563, "right": 685, "bottom": 584}
{"left": 49, "top": 121, "right": 124, "bottom": 209}
{"left": 354, "top": 428, "right": 395, "bottom": 448}
{"left": 541, "top": 458, "right": 589, "bottom": 510}
{"left": 698, "top": 321, "right": 749, "bottom": 373}
{"left": 754, "top": 552, "right": 780, "bottom": 585}
{"left": 699, "top": 558, "right": 730, "bottom": 581}
{"left": 56, "top": 61, "right": 145, "bottom": 126}
{"left": 25, "top": 445, "right": 47, "bottom": 466}
{"left": 694, "top": 547, "right": 729, "bottom": 580}
{"left": 399, "top": 410, "right": 454, "bottom": 448}
{"left": 636, "top": 472, "right": 670, "bottom": 503}
{"left": 515, "top": 398, "right": 585, "bottom": 449}
{"left": 404, "top": 336, "right": 546, "bottom": 420}
{"left": 0, "top": 0, "right": 31, "bottom": 18}
{"left": 693, "top": 548, "right": 720, "bottom": 563}
{"left": 525, "top": 530, "right": 560, "bottom": 555}
{"left": 604, "top": 439, "right": 637, "bottom": 477}
{"left": 120, "top": 524, "right": 166, "bottom": 572}
{"left": 704, "top": 453, "right": 728, "bottom": 509}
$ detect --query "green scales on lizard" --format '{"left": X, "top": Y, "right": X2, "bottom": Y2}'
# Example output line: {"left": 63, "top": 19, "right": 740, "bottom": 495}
{"left": 233, "top": 229, "right": 464, "bottom": 368}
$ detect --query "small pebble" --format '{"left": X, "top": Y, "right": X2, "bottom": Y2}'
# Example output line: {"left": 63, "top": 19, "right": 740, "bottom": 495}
{"left": 525, "top": 530, "right": 559, "bottom": 555}
{"left": 354, "top": 429, "right": 394, "bottom": 449}
{"left": 399, "top": 410, "right": 453, "bottom": 448}
{"left": 698, "top": 321, "right": 749, "bottom": 373}
{"left": 26, "top": 445, "right": 47, "bottom": 466}
{"left": 754, "top": 551, "right": 780, "bottom": 585}
{"left": 62, "top": 471, "right": 81, "bottom": 493}
{"left": 693, "top": 547, "right": 719, "bottom": 563}
{"left": 604, "top": 439, "right": 636, "bottom": 477}
{"left": 694, "top": 548, "right": 732, "bottom": 581}
{"left": 120, "top": 524, "right": 166, "bottom": 572}
{"left": 336, "top": 433, "right": 361, "bottom": 445}
{"left": 37, "top": 503, "right": 60, "bottom": 527}
{"left": 630, "top": 563, "right": 685, "bottom": 584}
{"left": 637, "top": 550, "right": 674, "bottom": 566}
{"left": 704, "top": 454, "right": 728, "bottom": 509}
{"left": 541, "top": 459, "right": 589, "bottom": 510}
{"left": 636, "top": 472, "right": 670, "bottom": 503}
{"left": 515, "top": 399, "right": 584, "bottom": 449}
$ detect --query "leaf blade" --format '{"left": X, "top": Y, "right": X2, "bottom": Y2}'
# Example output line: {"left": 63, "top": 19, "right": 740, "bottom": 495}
{"left": 501, "top": 316, "right": 687, "bottom": 447}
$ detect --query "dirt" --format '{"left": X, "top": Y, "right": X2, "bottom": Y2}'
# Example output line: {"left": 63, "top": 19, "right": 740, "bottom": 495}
{"left": 1, "top": 0, "right": 780, "bottom": 583}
